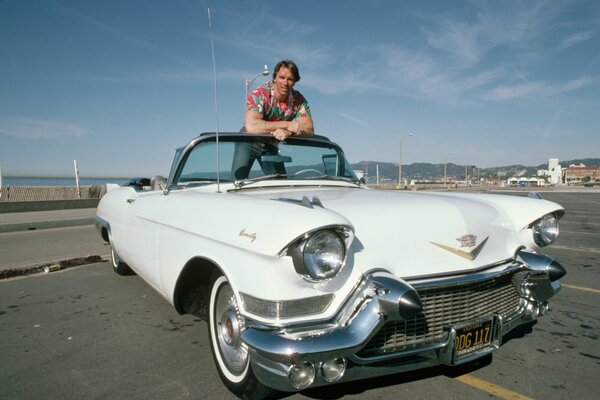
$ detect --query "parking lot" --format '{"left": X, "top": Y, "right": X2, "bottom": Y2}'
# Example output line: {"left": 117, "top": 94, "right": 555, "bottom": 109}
{"left": 0, "top": 191, "right": 598, "bottom": 400}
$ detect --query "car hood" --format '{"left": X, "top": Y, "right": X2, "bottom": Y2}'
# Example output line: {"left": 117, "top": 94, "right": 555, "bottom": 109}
{"left": 240, "top": 187, "right": 564, "bottom": 278}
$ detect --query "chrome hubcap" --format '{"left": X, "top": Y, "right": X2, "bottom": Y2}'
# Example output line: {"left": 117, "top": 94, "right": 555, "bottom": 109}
{"left": 215, "top": 282, "right": 248, "bottom": 375}
{"left": 111, "top": 246, "right": 119, "bottom": 268}
{"left": 220, "top": 310, "right": 241, "bottom": 347}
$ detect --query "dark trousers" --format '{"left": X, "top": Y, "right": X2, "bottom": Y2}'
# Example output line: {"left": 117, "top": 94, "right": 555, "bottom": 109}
{"left": 231, "top": 142, "right": 286, "bottom": 180}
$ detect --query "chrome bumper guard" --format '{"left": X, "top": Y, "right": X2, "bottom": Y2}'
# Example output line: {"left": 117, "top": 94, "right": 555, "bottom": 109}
{"left": 242, "top": 250, "right": 565, "bottom": 392}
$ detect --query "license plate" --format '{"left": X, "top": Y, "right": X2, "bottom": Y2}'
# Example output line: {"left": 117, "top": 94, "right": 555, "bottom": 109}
{"left": 453, "top": 318, "right": 494, "bottom": 361}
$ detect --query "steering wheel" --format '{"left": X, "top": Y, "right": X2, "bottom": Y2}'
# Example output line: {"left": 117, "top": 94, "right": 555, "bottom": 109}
{"left": 293, "top": 168, "right": 322, "bottom": 178}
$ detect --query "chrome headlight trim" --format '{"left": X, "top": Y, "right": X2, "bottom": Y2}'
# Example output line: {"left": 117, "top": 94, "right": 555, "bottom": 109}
{"left": 531, "top": 213, "right": 560, "bottom": 247}
{"left": 303, "top": 230, "right": 346, "bottom": 280}
{"left": 282, "top": 226, "right": 353, "bottom": 281}
{"left": 240, "top": 292, "right": 335, "bottom": 320}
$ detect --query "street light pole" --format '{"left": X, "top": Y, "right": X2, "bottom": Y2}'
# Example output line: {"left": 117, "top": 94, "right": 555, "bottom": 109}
{"left": 399, "top": 132, "right": 414, "bottom": 189}
{"left": 245, "top": 65, "right": 269, "bottom": 100}
{"left": 444, "top": 151, "right": 454, "bottom": 189}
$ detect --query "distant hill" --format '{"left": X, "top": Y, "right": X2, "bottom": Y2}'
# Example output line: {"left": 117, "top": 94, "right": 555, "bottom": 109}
{"left": 352, "top": 158, "right": 600, "bottom": 181}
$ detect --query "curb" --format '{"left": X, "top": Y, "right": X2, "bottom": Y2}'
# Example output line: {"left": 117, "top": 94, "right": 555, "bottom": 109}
{"left": 0, "top": 254, "right": 106, "bottom": 280}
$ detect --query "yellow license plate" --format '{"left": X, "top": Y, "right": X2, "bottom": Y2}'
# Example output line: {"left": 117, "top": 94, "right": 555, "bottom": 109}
{"left": 454, "top": 318, "right": 493, "bottom": 360}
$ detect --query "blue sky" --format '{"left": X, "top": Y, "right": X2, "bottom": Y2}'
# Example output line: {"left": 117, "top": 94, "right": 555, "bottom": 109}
{"left": 1, "top": 0, "right": 599, "bottom": 177}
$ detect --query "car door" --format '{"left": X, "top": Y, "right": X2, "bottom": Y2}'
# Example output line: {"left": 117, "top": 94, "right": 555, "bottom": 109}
{"left": 122, "top": 190, "right": 167, "bottom": 293}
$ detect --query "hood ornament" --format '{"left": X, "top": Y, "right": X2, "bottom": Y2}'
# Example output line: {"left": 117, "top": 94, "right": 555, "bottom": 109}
{"left": 275, "top": 195, "right": 324, "bottom": 209}
{"left": 431, "top": 235, "right": 489, "bottom": 261}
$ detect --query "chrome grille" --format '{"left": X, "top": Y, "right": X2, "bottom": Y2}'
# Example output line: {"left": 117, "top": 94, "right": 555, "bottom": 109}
{"left": 357, "top": 273, "right": 521, "bottom": 358}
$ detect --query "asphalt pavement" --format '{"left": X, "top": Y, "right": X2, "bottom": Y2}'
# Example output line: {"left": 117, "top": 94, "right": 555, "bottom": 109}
{"left": 0, "top": 208, "right": 106, "bottom": 275}
{"left": 0, "top": 207, "right": 97, "bottom": 233}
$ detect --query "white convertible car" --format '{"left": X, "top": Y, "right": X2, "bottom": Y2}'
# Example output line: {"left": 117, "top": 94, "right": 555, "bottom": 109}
{"left": 96, "top": 133, "right": 566, "bottom": 399}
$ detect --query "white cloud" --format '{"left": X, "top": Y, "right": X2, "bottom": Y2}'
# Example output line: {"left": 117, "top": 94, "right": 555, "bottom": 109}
{"left": 52, "top": 0, "right": 195, "bottom": 67}
{"left": 302, "top": 1, "right": 595, "bottom": 106}
{"left": 0, "top": 117, "right": 86, "bottom": 139}
{"left": 484, "top": 81, "right": 544, "bottom": 101}
{"left": 334, "top": 111, "right": 369, "bottom": 127}
{"left": 484, "top": 77, "right": 591, "bottom": 101}
{"left": 549, "top": 77, "right": 591, "bottom": 94}
{"left": 462, "top": 68, "right": 506, "bottom": 91}
{"left": 558, "top": 30, "right": 595, "bottom": 50}
{"left": 425, "top": 21, "right": 482, "bottom": 65}
{"left": 59, "top": 68, "right": 214, "bottom": 83}
{"left": 214, "top": 6, "right": 333, "bottom": 71}
{"left": 421, "top": 0, "right": 566, "bottom": 66}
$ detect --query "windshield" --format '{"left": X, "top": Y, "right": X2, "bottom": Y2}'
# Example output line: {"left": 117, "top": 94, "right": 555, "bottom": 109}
{"left": 171, "top": 134, "right": 359, "bottom": 187}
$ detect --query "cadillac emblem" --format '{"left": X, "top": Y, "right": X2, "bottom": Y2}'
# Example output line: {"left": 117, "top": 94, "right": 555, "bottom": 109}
{"left": 457, "top": 234, "right": 477, "bottom": 248}
{"left": 430, "top": 235, "right": 489, "bottom": 260}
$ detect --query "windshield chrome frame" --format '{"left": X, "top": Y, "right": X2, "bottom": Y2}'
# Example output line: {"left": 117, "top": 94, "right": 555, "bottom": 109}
{"left": 167, "top": 133, "right": 355, "bottom": 190}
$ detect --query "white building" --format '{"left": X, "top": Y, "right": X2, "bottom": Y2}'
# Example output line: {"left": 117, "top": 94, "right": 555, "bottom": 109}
{"left": 548, "top": 158, "right": 561, "bottom": 185}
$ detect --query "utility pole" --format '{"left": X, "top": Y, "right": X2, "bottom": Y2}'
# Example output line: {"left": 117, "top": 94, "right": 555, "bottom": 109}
{"left": 398, "top": 132, "right": 414, "bottom": 189}
{"left": 74, "top": 160, "right": 81, "bottom": 199}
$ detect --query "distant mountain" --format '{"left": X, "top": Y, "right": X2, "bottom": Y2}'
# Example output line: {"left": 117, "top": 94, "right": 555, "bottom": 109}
{"left": 352, "top": 158, "right": 600, "bottom": 181}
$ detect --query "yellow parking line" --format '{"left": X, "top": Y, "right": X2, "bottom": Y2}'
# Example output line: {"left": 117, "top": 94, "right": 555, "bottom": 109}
{"left": 455, "top": 375, "right": 533, "bottom": 400}
{"left": 549, "top": 245, "right": 600, "bottom": 254}
{"left": 563, "top": 284, "right": 600, "bottom": 294}
{"left": 559, "top": 230, "right": 600, "bottom": 237}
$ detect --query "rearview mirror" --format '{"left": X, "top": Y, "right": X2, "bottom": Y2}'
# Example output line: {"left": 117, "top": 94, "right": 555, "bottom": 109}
{"left": 261, "top": 155, "right": 292, "bottom": 163}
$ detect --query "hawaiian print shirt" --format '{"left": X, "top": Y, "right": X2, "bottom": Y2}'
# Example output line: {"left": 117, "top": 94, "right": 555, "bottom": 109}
{"left": 246, "top": 81, "right": 311, "bottom": 122}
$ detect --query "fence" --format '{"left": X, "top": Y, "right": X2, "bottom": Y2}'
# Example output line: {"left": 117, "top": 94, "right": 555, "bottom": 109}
{"left": 0, "top": 186, "right": 106, "bottom": 202}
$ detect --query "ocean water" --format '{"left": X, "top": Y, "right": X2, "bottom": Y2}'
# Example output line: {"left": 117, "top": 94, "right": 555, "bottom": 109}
{"left": 1, "top": 176, "right": 129, "bottom": 187}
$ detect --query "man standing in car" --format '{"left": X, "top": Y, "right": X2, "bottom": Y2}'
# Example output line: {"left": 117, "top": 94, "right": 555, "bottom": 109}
{"left": 233, "top": 60, "right": 314, "bottom": 180}
{"left": 244, "top": 60, "right": 314, "bottom": 139}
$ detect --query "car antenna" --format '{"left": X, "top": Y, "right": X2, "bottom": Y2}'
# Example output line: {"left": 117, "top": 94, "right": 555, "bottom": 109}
{"left": 207, "top": 7, "right": 221, "bottom": 192}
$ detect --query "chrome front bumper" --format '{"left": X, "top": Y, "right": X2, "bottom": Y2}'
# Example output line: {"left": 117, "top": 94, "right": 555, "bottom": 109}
{"left": 241, "top": 250, "right": 565, "bottom": 392}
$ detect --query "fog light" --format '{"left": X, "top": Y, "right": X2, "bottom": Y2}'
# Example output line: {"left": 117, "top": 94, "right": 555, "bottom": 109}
{"left": 321, "top": 358, "right": 346, "bottom": 382}
{"left": 289, "top": 361, "right": 315, "bottom": 390}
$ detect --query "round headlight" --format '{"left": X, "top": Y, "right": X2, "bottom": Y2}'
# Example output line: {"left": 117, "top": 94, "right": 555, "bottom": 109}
{"left": 532, "top": 213, "right": 559, "bottom": 247}
{"left": 303, "top": 230, "right": 345, "bottom": 280}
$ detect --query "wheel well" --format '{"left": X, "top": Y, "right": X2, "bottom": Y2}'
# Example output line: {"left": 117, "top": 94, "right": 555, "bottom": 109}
{"left": 95, "top": 217, "right": 111, "bottom": 243}
{"left": 173, "top": 257, "right": 220, "bottom": 319}
{"left": 100, "top": 227, "right": 109, "bottom": 243}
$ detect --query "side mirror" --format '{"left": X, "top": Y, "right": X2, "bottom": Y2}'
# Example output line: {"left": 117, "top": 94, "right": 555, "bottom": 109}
{"left": 151, "top": 175, "right": 168, "bottom": 193}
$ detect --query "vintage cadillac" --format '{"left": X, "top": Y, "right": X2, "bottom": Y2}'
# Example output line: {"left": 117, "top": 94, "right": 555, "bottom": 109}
{"left": 96, "top": 132, "right": 566, "bottom": 399}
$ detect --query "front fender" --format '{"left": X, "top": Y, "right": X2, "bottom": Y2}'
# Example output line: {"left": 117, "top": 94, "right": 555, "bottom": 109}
{"left": 158, "top": 225, "right": 357, "bottom": 325}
